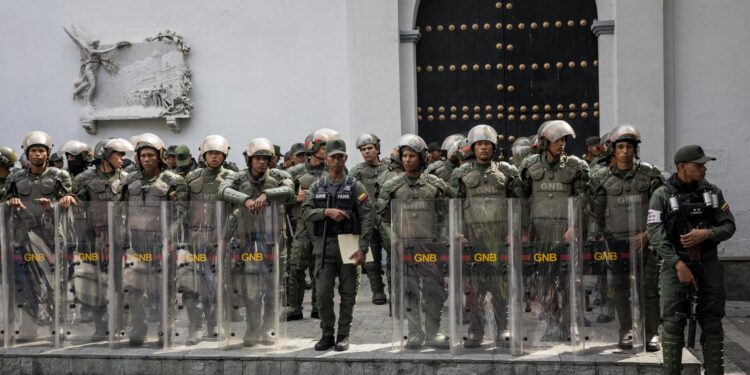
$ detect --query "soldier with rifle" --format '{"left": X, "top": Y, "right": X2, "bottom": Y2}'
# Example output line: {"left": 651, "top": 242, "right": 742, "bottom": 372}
{"left": 647, "top": 145, "right": 735, "bottom": 375}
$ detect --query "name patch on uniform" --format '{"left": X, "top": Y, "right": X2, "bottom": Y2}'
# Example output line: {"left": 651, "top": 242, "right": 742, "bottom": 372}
{"left": 357, "top": 192, "right": 368, "bottom": 203}
{"left": 315, "top": 193, "right": 327, "bottom": 200}
{"left": 647, "top": 209, "right": 662, "bottom": 224}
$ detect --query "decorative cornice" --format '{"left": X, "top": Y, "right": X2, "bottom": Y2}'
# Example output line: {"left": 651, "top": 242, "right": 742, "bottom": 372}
{"left": 400, "top": 29, "right": 421, "bottom": 44}
{"left": 591, "top": 20, "right": 614, "bottom": 37}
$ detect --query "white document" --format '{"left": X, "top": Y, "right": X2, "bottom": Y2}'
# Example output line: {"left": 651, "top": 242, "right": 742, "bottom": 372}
{"left": 337, "top": 234, "right": 374, "bottom": 264}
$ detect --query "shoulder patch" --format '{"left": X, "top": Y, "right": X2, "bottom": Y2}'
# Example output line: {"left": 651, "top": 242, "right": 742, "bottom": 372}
{"left": 647, "top": 209, "right": 663, "bottom": 224}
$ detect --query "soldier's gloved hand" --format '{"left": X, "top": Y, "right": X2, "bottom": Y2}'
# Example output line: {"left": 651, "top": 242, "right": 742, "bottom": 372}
{"left": 244, "top": 198, "right": 257, "bottom": 212}
{"left": 324, "top": 208, "right": 350, "bottom": 222}
{"left": 630, "top": 232, "right": 649, "bottom": 252}
{"left": 675, "top": 260, "right": 699, "bottom": 289}
{"left": 59, "top": 195, "right": 77, "bottom": 208}
{"left": 349, "top": 249, "right": 366, "bottom": 266}
{"left": 253, "top": 193, "right": 268, "bottom": 214}
{"left": 680, "top": 228, "right": 711, "bottom": 248}
{"left": 8, "top": 198, "right": 27, "bottom": 210}
{"left": 34, "top": 198, "right": 53, "bottom": 209}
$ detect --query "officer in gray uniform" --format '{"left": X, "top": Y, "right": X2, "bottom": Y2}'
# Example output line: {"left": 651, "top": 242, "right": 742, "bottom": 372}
{"left": 514, "top": 120, "right": 589, "bottom": 341}
{"left": 70, "top": 138, "right": 133, "bottom": 338}
{"left": 179, "top": 135, "right": 234, "bottom": 343}
{"left": 589, "top": 125, "right": 664, "bottom": 351}
{"left": 286, "top": 128, "right": 340, "bottom": 320}
{"left": 0, "top": 145, "right": 18, "bottom": 197}
{"left": 121, "top": 133, "right": 187, "bottom": 346}
{"left": 301, "top": 139, "right": 372, "bottom": 351}
{"left": 350, "top": 133, "right": 389, "bottom": 305}
{"left": 426, "top": 134, "right": 465, "bottom": 182}
{"left": 3, "top": 131, "right": 76, "bottom": 341}
{"left": 377, "top": 134, "right": 453, "bottom": 349}
{"left": 218, "top": 137, "right": 294, "bottom": 346}
{"left": 450, "top": 124, "right": 518, "bottom": 347}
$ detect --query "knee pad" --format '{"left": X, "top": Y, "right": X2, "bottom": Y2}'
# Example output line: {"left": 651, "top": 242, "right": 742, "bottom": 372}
{"left": 662, "top": 319, "right": 685, "bottom": 337}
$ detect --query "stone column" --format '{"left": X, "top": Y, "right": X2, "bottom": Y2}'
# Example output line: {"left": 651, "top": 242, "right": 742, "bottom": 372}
{"left": 399, "top": 29, "right": 420, "bottom": 135}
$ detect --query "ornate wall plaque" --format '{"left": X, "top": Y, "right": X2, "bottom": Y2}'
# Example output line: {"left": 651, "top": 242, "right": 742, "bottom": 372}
{"left": 65, "top": 26, "right": 194, "bottom": 134}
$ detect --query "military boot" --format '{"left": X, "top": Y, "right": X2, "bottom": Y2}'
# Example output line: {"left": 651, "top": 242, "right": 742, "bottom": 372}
{"left": 463, "top": 331, "right": 483, "bottom": 348}
{"left": 702, "top": 332, "right": 724, "bottom": 375}
{"left": 183, "top": 293, "right": 204, "bottom": 345}
{"left": 425, "top": 320, "right": 449, "bottom": 349}
{"left": 660, "top": 331, "right": 684, "bottom": 375}
{"left": 16, "top": 311, "right": 39, "bottom": 343}
{"left": 92, "top": 306, "right": 108, "bottom": 339}
{"left": 618, "top": 329, "right": 634, "bottom": 350}
{"left": 405, "top": 332, "right": 424, "bottom": 349}
{"left": 314, "top": 335, "right": 335, "bottom": 351}
{"left": 365, "top": 262, "right": 387, "bottom": 305}
{"left": 646, "top": 334, "right": 661, "bottom": 352}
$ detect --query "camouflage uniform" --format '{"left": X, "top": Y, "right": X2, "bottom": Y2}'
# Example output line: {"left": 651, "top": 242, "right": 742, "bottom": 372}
{"left": 349, "top": 158, "right": 388, "bottom": 303}
{"left": 218, "top": 165, "right": 294, "bottom": 345}
{"left": 515, "top": 152, "right": 589, "bottom": 341}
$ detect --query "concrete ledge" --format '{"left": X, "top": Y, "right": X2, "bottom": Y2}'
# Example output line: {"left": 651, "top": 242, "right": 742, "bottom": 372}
{"left": 0, "top": 345, "right": 702, "bottom": 375}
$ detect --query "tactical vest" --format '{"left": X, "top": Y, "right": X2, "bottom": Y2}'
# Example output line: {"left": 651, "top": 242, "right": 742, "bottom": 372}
{"left": 353, "top": 162, "right": 386, "bottom": 200}
{"left": 84, "top": 170, "right": 126, "bottom": 229}
{"left": 187, "top": 168, "right": 226, "bottom": 231}
{"left": 602, "top": 168, "right": 651, "bottom": 238}
{"left": 392, "top": 176, "right": 440, "bottom": 239}
{"left": 664, "top": 182, "right": 719, "bottom": 255}
{"left": 292, "top": 164, "right": 325, "bottom": 224}
{"left": 312, "top": 176, "right": 361, "bottom": 236}
{"left": 13, "top": 169, "right": 63, "bottom": 218}
{"left": 460, "top": 161, "right": 508, "bottom": 225}
{"left": 126, "top": 172, "right": 171, "bottom": 232}
{"left": 527, "top": 156, "right": 577, "bottom": 221}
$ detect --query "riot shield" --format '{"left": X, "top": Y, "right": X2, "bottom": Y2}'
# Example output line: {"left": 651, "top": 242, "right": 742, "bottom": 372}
{"left": 217, "top": 202, "right": 284, "bottom": 350}
{"left": 57, "top": 201, "right": 112, "bottom": 346}
{"left": 108, "top": 201, "right": 169, "bottom": 348}
{"left": 573, "top": 199, "right": 645, "bottom": 354}
{"left": 448, "top": 197, "right": 511, "bottom": 354}
{"left": 508, "top": 197, "right": 581, "bottom": 353}
{"left": 391, "top": 198, "right": 451, "bottom": 352}
{"left": 164, "top": 200, "right": 219, "bottom": 348}
{"left": 0, "top": 204, "right": 9, "bottom": 346}
{"left": 0, "top": 201, "right": 61, "bottom": 347}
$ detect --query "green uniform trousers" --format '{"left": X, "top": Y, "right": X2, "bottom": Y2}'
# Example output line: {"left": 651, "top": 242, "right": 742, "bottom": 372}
{"left": 314, "top": 239, "right": 361, "bottom": 337}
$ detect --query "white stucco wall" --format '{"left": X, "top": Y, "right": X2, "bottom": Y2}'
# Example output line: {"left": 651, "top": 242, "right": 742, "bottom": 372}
{"left": 666, "top": 0, "right": 750, "bottom": 257}
{"left": 0, "top": 0, "right": 402, "bottom": 165}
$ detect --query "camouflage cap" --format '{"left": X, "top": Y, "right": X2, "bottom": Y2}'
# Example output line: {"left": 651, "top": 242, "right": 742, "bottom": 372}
{"left": 290, "top": 142, "right": 305, "bottom": 156}
{"left": 585, "top": 136, "right": 601, "bottom": 146}
{"left": 174, "top": 145, "right": 192, "bottom": 167}
{"left": 166, "top": 145, "right": 178, "bottom": 156}
{"left": 427, "top": 142, "right": 441, "bottom": 152}
{"left": 325, "top": 139, "right": 347, "bottom": 156}
{"left": 274, "top": 144, "right": 281, "bottom": 157}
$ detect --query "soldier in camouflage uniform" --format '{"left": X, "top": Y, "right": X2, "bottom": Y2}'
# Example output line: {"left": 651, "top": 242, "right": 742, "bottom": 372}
{"left": 377, "top": 134, "right": 453, "bottom": 349}
{"left": 514, "top": 120, "right": 589, "bottom": 341}
{"left": 647, "top": 145, "right": 735, "bottom": 375}
{"left": 121, "top": 133, "right": 187, "bottom": 346}
{"left": 450, "top": 125, "right": 518, "bottom": 347}
{"left": 218, "top": 138, "right": 294, "bottom": 346}
{"left": 301, "top": 139, "right": 372, "bottom": 351}
{"left": 589, "top": 132, "right": 612, "bottom": 175}
{"left": 582, "top": 136, "right": 602, "bottom": 164}
{"left": 49, "top": 152, "right": 65, "bottom": 169}
{"left": 3, "top": 131, "right": 76, "bottom": 341}
{"left": 350, "top": 133, "right": 388, "bottom": 305}
{"left": 425, "top": 134, "right": 465, "bottom": 182}
{"left": 178, "top": 135, "right": 234, "bottom": 343}
{"left": 589, "top": 126, "right": 664, "bottom": 351}
{"left": 510, "top": 137, "right": 532, "bottom": 167}
{"left": 0, "top": 145, "right": 18, "bottom": 197}
{"left": 70, "top": 138, "right": 133, "bottom": 338}
{"left": 286, "top": 128, "right": 340, "bottom": 320}
{"left": 174, "top": 145, "right": 199, "bottom": 177}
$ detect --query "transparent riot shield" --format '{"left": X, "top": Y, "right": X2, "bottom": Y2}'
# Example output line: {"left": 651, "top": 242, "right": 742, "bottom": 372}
{"left": 0, "top": 201, "right": 61, "bottom": 347}
{"left": 509, "top": 197, "right": 581, "bottom": 354}
{"left": 108, "top": 201, "right": 168, "bottom": 348}
{"left": 449, "top": 197, "right": 511, "bottom": 354}
{"left": 573, "top": 199, "right": 645, "bottom": 354}
{"left": 391, "top": 198, "right": 451, "bottom": 352}
{"left": 164, "top": 200, "right": 219, "bottom": 348}
{"left": 217, "top": 202, "right": 284, "bottom": 350}
{"left": 56, "top": 201, "right": 112, "bottom": 346}
{"left": 0, "top": 204, "right": 9, "bottom": 346}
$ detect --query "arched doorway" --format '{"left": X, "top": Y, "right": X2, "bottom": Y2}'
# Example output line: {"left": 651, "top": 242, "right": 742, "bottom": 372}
{"left": 415, "top": 0, "right": 599, "bottom": 159}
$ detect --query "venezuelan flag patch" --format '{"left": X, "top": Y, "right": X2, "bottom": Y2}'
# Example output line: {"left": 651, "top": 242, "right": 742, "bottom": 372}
{"left": 357, "top": 192, "right": 369, "bottom": 203}
{"left": 721, "top": 202, "right": 731, "bottom": 213}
